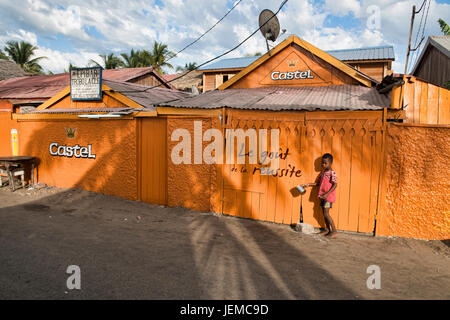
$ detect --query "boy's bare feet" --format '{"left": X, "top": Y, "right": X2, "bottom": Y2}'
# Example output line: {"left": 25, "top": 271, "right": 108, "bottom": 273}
{"left": 326, "top": 231, "right": 338, "bottom": 238}
{"left": 318, "top": 230, "right": 329, "bottom": 236}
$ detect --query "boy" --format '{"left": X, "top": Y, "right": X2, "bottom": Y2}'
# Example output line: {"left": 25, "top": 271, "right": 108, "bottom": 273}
{"left": 302, "top": 153, "right": 338, "bottom": 238}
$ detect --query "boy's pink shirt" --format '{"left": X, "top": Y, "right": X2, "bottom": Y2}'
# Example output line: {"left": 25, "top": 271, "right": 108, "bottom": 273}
{"left": 316, "top": 170, "right": 337, "bottom": 203}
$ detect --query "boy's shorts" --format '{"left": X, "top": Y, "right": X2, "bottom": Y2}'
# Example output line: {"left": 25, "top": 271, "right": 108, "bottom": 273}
{"left": 320, "top": 199, "right": 333, "bottom": 208}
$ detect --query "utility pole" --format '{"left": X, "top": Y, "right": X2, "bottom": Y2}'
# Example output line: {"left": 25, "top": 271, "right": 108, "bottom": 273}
{"left": 404, "top": 5, "right": 416, "bottom": 75}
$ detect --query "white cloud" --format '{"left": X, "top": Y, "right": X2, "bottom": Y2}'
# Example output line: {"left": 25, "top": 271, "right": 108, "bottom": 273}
{"left": 325, "top": 0, "right": 362, "bottom": 17}
{"left": 0, "top": 0, "right": 448, "bottom": 74}
{"left": 36, "top": 47, "right": 99, "bottom": 73}
{"left": 5, "top": 29, "right": 38, "bottom": 45}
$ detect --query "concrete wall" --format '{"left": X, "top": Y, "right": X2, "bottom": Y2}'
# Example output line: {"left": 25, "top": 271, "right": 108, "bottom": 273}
{"left": 377, "top": 123, "right": 450, "bottom": 240}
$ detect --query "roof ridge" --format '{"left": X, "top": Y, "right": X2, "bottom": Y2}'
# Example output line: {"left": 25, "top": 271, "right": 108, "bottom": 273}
{"left": 326, "top": 45, "right": 393, "bottom": 52}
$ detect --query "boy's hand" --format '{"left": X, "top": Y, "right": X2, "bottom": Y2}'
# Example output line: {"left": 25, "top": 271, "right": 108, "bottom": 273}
{"left": 319, "top": 194, "right": 328, "bottom": 200}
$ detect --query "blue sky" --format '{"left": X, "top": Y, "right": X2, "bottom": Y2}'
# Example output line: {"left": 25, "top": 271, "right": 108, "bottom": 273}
{"left": 0, "top": 0, "right": 449, "bottom": 74}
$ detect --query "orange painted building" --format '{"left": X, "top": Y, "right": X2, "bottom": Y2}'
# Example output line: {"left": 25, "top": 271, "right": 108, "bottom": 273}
{"left": 1, "top": 36, "right": 448, "bottom": 240}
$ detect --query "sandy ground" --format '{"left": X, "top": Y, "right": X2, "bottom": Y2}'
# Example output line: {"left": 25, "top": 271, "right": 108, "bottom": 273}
{"left": 0, "top": 185, "right": 448, "bottom": 300}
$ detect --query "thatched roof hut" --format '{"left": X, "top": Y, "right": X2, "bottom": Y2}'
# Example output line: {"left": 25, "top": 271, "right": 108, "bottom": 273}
{"left": 0, "top": 60, "right": 27, "bottom": 81}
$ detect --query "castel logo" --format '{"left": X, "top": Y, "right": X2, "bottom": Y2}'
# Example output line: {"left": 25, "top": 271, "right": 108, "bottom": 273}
{"left": 49, "top": 128, "right": 96, "bottom": 159}
{"left": 65, "top": 127, "right": 77, "bottom": 139}
{"left": 270, "top": 69, "right": 314, "bottom": 81}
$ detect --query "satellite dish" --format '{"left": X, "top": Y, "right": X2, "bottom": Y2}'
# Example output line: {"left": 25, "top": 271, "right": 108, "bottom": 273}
{"left": 259, "top": 9, "right": 281, "bottom": 55}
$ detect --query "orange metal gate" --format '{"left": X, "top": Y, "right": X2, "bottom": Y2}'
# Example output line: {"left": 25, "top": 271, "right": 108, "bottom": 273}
{"left": 222, "top": 111, "right": 384, "bottom": 233}
{"left": 139, "top": 118, "right": 168, "bottom": 205}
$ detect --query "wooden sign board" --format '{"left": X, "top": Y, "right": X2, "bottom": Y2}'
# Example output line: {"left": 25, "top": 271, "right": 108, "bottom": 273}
{"left": 70, "top": 67, "right": 102, "bottom": 101}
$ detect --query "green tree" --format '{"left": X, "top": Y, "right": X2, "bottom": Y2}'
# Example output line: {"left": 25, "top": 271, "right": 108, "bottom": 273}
{"left": 176, "top": 62, "right": 197, "bottom": 72}
{"left": 120, "top": 42, "right": 174, "bottom": 73}
{"left": 438, "top": 19, "right": 450, "bottom": 35}
{"left": 4, "top": 40, "right": 46, "bottom": 73}
{"left": 244, "top": 52, "right": 262, "bottom": 57}
{"left": 120, "top": 49, "right": 141, "bottom": 68}
{"left": 150, "top": 41, "right": 174, "bottom": 73}
{"left": 64, "top": 62, "right": 78, "bottom": 73}
{"left": 0, "top": 49, "right": 8, "bottom": 60}
{"left": 444, "top": 80, "right": 450, "bottom": 90}
{"left": 90, "top": 53, "right": 124, "bottom": 69}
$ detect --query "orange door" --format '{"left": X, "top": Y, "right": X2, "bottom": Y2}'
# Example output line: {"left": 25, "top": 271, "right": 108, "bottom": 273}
{"left": 139, "top": 118, "right": 168, "bottom": 205}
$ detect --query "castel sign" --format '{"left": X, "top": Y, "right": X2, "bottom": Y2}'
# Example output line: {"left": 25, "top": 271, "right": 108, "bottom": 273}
{"left": 49, "top": 143, "right": 96, "bottom": 159}
{"left": 270, "top": 69, "right": 314, "bottom": 81}
{"left": 49, "top": 128, "right": 96, "bottom": 159}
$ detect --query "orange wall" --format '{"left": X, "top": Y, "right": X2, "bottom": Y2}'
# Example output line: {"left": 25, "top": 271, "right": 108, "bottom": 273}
{"left": 166, "top": 116, "right": 220, "bottom": 212}
{"left": 377, "top": 124, "right": 450, "bottom": 240}
{"left": 16, "top": 119, "right": 138, "bottom": 200}
{"left": 0, "top": 111, "right": 17, "bottom": 156}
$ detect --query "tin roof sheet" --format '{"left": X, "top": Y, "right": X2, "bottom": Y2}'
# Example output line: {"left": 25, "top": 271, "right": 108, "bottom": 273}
{"left": 0, "top": 67, "right": 174, "bottom": 100}
{"left": 326, "top": 46, "right": 395, "bottom": 61}
{"left": 103, "top": 79, "right": 190, "bottom": 108}
{"left": 160, "top": 85, "right": 390, "bottom": 111}
{"left": 199, "top": 46, "right": 395, "bottom": 71}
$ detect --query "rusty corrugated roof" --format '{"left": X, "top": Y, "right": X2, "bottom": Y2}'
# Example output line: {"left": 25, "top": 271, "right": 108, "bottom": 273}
{"left": 18, "top": 79, "right": 190, "bottom": 113}
{"left": 104, "top": 79, "right": 190, "bottom": 108}
{"left": 160, "top": 85, "right": 390, "bottom": 111}
{"left": 0, "top": 67, "right": 174, "bottom": 100}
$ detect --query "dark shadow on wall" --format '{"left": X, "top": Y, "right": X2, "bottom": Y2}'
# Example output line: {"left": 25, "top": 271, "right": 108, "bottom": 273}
{"left": 19, "top": 120, "right": 138, "bottom": 200}
{"left": 309, "top": 157, "right": 325, "bottom": 228}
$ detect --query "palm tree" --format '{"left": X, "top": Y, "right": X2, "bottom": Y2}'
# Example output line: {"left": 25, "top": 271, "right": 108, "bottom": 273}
{"left": 64, "top": 63, "right": 78, "bottom": 73}
{"left": 0, "top": 49, "right": 8, "bottom": 60}
{"left": 438, "top": 19, "right": 450, "bottom": 35}
{"left": 90, "top": 53, "right": 124, "bottom": 69}
{"left": 176, "top": 62, "right": 197, "bottom": 72}
{"left": 4, "top": 40, "right": 46, "bottom": 73}
{"left": 136, "top": 49, "right": 154, "bottom": 67}
{"left": 150, "top": 41, "right": 174, "bottom": 73}
{"left": 120, "top": 49, "right": 140, "bottom": 68}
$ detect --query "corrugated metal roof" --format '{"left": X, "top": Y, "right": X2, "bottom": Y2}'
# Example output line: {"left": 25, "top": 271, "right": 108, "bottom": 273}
{"left": 198, "top": 46, "right": 395, "bottom": 71}
{"left": 429, "top": 35, "right": 450, "bottom": 58}
{"left": 159, "top": 85, "right": 390, "bottom": 111}
{"left": 16, "top": 79, "right": 190, "bottom": 113}
{"left": 103, "top": 79, "right": 190, "bottom": 108}
{"left": 0, "top": 67, "right": 174, "bottom": 99}
{"left": 326, "top": 46, "right": 395, "bottom": 61}
{"left": 198, "top": 56, "right": 261, "bottom": 70}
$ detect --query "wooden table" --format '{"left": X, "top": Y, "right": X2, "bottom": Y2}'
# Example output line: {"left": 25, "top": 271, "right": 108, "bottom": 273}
{"left": 0, "top": 156, "right": 36, "bottom": 190}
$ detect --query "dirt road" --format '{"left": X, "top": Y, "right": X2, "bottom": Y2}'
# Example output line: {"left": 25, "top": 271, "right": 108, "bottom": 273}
{"left": 0, "top": 186, "right": 448, "bottom": 299}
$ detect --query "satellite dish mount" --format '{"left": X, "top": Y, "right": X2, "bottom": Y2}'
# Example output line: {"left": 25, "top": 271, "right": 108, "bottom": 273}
{"left": 259, "top": 9, "right": 281, "bottom": 56}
